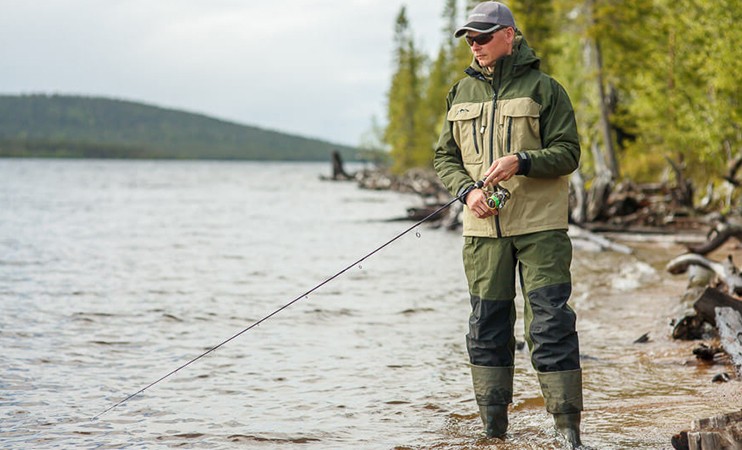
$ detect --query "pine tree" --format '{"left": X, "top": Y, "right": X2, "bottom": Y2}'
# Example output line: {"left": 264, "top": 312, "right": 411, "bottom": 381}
{"left": 415, "top": 0, "right": 462, "bottom": 169}
{"left": 510, "top": 0, "right": 556, "bottom": 71}
{"left": 384, "top": 7, "right": 425, "bottom": 173}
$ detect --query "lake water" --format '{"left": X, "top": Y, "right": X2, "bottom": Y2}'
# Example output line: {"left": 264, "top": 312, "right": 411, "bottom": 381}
{"left": 1, "top": 159, "right": 739, "bottom": 449}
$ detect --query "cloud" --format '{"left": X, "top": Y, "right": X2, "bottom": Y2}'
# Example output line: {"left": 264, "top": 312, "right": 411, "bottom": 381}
{"left": 0, "top": 0, "right": 450, "bottom": 146}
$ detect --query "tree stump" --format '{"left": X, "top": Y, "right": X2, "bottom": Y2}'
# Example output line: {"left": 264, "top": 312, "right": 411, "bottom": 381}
{"left": 331, "top": 150, "right": 353, "bottom": 181}
{"left": 672, "top": 410, "right": 742, "bottom": 450}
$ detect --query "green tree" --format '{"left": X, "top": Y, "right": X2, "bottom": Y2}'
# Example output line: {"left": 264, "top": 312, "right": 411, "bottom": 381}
{"left": 453, "top": 0, "right": 482, "bottom": 69}
{"left": 415, "top": 0, "right": 463, "bottom": 169}
{"left": 385, "top": 6, "right": 426, "bottom": 173}
{"left": 510, "top": 0, "right": 556, "bottom": 71}
{"left": 597, "top": 0, "right": 742, "bottom": 188}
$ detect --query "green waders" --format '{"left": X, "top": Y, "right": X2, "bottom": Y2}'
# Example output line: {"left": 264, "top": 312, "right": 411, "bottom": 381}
{"left": 463, "top": 230, "right": 583, "bottom": 445}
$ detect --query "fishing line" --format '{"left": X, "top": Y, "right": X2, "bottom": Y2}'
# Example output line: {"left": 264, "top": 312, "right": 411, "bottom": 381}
{"left": 93, "top": 180, "right": 491, "bottom": 420}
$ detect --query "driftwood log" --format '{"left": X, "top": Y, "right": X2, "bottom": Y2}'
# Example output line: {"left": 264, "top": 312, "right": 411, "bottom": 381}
{"left": 672, "top": 286, "right": 742, "bottom": 342}
{"left": 569, "top": 170, "right": 587, "bottom": 224}
{"left": 688, "top": 221, "right": 742, "bottom": 255}
{"left": 667, "top": 254, "right": 742, "bottom": 295}
{"left": 672, "top": 409, "right": 742, "bottom": 450}
{"left": 568, "top": 225, "right": 633, "bottom": 254}
{"left": 716, "top": 307, "right": 742, "bottom": 377}
{"left": 692, "top": 287, "right": 742, "bottom": 325}
{"left": 671, "top": 286, "right": 742, "bottom": 342}
{"left": 724, "top": 155, "right": 742, "bottom": 187}
{"left": 331, "top": 151, "right": 353, "bottom": 181}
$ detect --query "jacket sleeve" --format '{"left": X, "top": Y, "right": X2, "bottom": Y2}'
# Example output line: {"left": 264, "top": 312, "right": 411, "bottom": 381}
{"left": 433, "top": 85, "right": 476, "bottom": 199}
{"left": 520, "top": 78, "right": 580, "bottom": 178}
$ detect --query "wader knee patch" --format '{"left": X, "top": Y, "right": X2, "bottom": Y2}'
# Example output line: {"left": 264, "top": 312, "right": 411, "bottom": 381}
{"left": 526, "top": 283, "right": 580, "bottom": 372}
{"left": 467, "top": 296, "right": 516, "bottom": 367}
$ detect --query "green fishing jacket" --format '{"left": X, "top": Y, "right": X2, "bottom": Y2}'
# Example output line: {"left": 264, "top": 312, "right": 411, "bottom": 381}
{"left": 434, "top": 35, "right": 580, "bottom": 238}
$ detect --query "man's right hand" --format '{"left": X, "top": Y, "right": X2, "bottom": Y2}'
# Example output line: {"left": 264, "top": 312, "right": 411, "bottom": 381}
{"left": 466, "top": 188, "right": 498, "bottom": 218}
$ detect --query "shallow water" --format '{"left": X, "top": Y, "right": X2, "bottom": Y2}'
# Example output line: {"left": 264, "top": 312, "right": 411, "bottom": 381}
{"left": 0, "top": 159, "right": 738, "bottom": 449}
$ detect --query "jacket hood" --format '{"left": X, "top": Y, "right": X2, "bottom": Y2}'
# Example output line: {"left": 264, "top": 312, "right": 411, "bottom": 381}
{"left": 467, "top": 33, "right": 540, "bottom": 80}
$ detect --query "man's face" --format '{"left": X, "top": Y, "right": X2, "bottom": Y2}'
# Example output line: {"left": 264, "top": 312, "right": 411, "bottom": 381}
{"left": 466, "top": 27, "right": 514, "bottom": 68}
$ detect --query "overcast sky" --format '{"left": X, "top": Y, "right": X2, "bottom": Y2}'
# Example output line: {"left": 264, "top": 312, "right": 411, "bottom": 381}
{"left": 0, "top": 1, "right": 456, "bottom": 147}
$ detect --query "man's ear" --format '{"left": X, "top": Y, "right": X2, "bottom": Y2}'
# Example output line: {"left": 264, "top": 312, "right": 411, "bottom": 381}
{"left": 504, "top": 27, "right": 516, "bottom": 45}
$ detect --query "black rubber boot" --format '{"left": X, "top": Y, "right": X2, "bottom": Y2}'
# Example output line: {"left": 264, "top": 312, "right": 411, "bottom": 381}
{"left": 554, "top": 412, "right": 582, "bottom": 449}
{"left": 470, "top": 364, "right": 514, "bottom": 438}
{"left": 537, "top": 369, "right": 584, "bottom": 449}
{"left": 478, "top": 404, "right": 509, "bottom": 438}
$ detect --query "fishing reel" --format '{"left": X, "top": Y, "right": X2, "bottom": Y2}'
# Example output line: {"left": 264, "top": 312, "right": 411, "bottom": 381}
{"left": 485, "top": 185, "right": 511, "bottom": 210}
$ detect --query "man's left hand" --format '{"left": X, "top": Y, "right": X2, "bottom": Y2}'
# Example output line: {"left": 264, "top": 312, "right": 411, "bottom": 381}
{"left": 483, "top": 154, "right": 519, "bottom": 187}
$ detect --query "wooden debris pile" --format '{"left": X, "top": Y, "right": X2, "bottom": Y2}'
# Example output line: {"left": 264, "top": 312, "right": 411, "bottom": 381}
{"left": 577, "top": 180, "right": 706, "bottom": 232}
{"left": 666, "top": 218, "right": 742, "bottom": 380}
{"left": 354, "top": 168, "right": 462, "bottom": 229}
{"left": 665, "top": 218, "right": 742, "bottom": 450}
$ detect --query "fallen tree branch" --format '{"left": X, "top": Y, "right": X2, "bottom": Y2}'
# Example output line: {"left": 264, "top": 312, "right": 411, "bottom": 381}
{"left": 687, "top": 222, "right": 742, "bottom": 255}
{"left": 666, "top": 254, "right": 742, "bottom": 295}
{"left": 723, "top": 154, "right": 742, "bottom": 187}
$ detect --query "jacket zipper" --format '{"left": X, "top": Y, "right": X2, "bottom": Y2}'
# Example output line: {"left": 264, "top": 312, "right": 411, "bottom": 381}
{"left": 491, "top": 64, "right": 504, "bottom": 238}
{"left": 489, "top": 93, "right": 497, "bottom": 167}
{"left": 472, "top": 117, "right": 480, "bottom": 155}
{"left": 506, "top": 117, "right": 513, "bottom": 153}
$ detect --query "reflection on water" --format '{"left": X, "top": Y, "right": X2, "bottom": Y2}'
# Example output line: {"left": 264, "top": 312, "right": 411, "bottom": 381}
{"left": 0, "top": 159, "right": 738, "bottom": 449}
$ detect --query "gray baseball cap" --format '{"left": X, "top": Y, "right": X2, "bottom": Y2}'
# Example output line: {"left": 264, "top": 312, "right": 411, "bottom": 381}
{"left": 454, "top": 2, "right": 516, "bottom": 38}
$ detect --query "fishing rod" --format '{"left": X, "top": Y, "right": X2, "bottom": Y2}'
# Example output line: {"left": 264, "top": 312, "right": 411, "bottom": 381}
{"left": 93, "top": 179, "right": 509, "bottom": 420}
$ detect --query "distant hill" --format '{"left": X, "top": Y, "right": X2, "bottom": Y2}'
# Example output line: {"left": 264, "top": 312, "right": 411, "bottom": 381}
{"left": 0, "top": 94, "right": 358, "bottom": 161}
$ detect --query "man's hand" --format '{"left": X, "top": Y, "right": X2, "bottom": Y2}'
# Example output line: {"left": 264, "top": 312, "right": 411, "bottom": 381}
{"left": 466, "top": 188, "right": 498, "bottom": 218}
{"left": 483, "top": 154, "right": 519, "bottom": 187}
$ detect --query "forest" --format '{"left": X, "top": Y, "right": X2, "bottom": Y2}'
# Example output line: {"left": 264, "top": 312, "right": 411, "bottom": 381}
{"left": 375, "top": 0, "right": 741, "bottom": 221}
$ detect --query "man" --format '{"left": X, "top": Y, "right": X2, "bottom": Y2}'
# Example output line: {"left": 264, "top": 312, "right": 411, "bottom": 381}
{"left": 433, "top": 2, "right": 583, "bottom": 447}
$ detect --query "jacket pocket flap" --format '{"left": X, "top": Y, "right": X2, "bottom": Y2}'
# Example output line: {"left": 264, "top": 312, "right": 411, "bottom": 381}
{"left": 500, "top": 98, "right": 541, "bottom": 117}
{"left": 447, "top": 102, "right": 483, "bottom": 121}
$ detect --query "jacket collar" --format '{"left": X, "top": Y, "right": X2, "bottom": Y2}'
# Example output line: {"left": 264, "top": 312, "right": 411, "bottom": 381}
{"left": 465, "top": 34, "right": 540, "bottom": 82}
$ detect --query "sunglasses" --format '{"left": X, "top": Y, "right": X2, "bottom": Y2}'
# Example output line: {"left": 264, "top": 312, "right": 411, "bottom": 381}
{"left": 465, "top": 27, "right": 504, "bottom": 46}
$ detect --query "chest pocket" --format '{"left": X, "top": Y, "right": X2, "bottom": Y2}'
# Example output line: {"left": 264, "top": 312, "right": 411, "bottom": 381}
{"left": 448, "top": 102, "right": 484, "bottom": 164}
{"left": 499, "top": 98, "right": 541, "bottom": 155}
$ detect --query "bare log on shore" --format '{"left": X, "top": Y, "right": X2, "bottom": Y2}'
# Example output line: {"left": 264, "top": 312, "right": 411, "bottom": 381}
{"left": 667, "top": 254, "right": 742, "bottom": 295}
{"left": 691, "top": 287, "right": 742, "bottom": 325}
{"left": 715, "top": 307, "right": 742, "bottom": 378}
{"left": 568, "top": 225, "right": 633, "bottom": 254}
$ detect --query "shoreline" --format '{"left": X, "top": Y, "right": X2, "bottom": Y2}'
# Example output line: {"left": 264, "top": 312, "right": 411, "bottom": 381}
{"left": 339, "top": 165, "right": 742, "bottom": 447}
